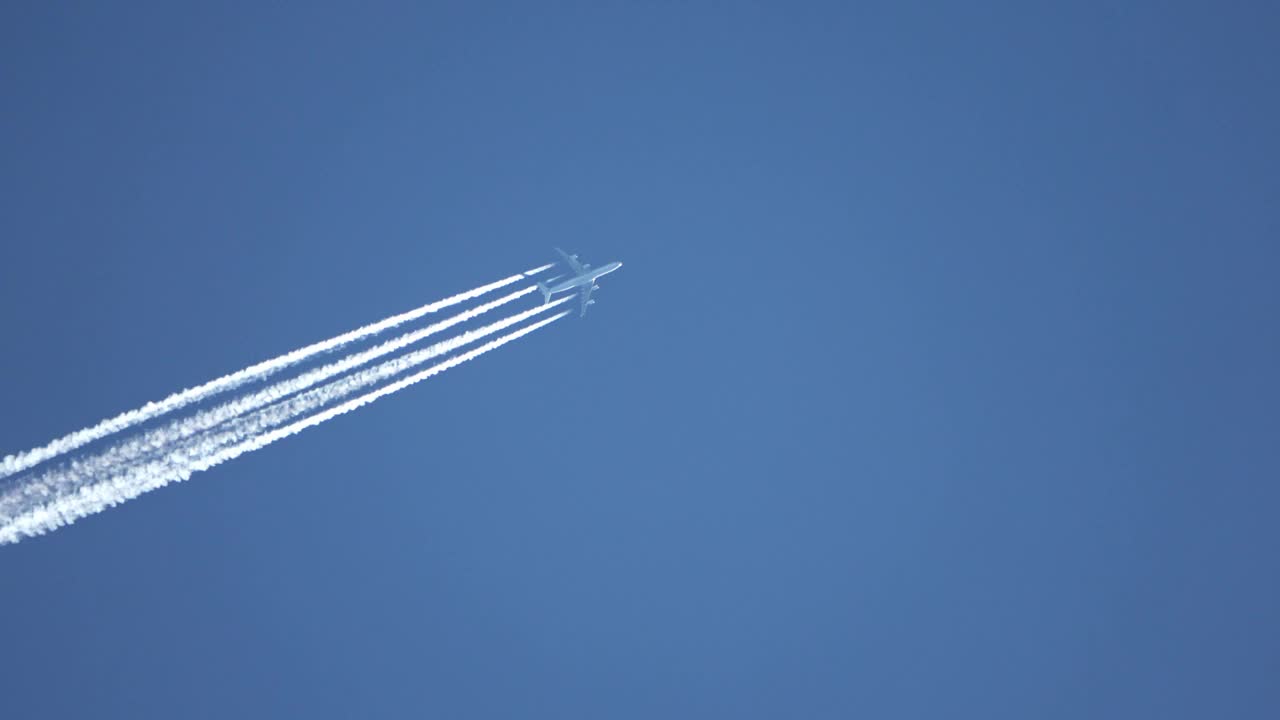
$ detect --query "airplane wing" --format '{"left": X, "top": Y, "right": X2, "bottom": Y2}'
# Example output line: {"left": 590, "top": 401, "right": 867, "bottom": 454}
{"left": 555, "top": 247, "right": 587, "bottom": 275}
{"left": 578, "top": 283, "right": 595, "bottom": 317}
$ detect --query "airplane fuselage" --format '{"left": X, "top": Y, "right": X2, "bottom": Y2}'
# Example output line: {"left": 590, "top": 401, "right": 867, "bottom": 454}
{"left": 544, "top": 261, "right": 622, "bottom": 296}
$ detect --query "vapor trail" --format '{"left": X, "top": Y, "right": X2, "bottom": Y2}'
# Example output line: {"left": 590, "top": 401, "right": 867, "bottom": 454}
{"left": 0, "top": 269, "right": 549, "bottom": 479}
{"left": 1, "top": 286, "right": 540, "bottom": 498}
{"left": 0, "top": 297, "right": 572, "bottom": 527}
{"left": 194, "top": 295, "right": 573, "bottom": 454}
{"left": 0, "top": 310, "right": 569, "bottom": 544}
{"left": 186, "top": 310, "right": 570, "bottom": 474}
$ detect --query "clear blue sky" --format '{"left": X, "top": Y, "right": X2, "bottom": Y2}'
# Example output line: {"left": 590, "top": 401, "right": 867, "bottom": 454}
{"left": 2, "top": 2, "right": 1278, "bottom": 717}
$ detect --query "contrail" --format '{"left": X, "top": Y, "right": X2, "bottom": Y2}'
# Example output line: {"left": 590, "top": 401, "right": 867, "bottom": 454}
{"left": 0, "top": 268, "right": 550, "bottom": 479}
{"left": 0, "top": 294, "right": 572, "bottom": 521}
{"left": 0, "top": 310, "right": 570, "bottom": 544}
{"left": 0, "top": 286, "right": 541, "bottom": 500}
{"left": 190, "top": 296, "right": 573, "bottom": 457}
{"left": 188, "top": 311, "right": 571, "bottom": 474}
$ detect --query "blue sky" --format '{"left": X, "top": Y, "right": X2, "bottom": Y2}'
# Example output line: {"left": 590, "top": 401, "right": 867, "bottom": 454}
{"left": 2, "top": 2, "right": 1278, "bottom": 717}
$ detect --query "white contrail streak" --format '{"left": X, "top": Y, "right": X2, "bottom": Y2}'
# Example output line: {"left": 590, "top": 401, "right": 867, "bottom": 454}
{"left": 0, "top": 268, "right": 550, "bottom": 479}
{"left": 0, "top": 310, "right": 570, "bottom": 544}
{"left": 0, "top": 297, "right": 572, "bottom": 526}
{"left": 0, "top": 286, "right": 540, "bottom": 501}
{"left": 188, "top": 310, "right": 570, "bottom": 473}
{"left": 190, "top": 296, "right": 572, "bottom": 456}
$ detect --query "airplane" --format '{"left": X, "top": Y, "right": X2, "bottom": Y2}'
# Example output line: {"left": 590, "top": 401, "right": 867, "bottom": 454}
{"left": 537, "top": 247, "right": 623, "bottom": 317}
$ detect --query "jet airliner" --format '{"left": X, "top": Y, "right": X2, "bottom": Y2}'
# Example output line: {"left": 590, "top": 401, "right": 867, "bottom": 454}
{"left": 537, "top": 248, "right": 622, "bottom": 317}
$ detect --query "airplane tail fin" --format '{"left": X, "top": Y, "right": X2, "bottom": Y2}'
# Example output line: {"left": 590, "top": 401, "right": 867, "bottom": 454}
{"left": 536, "top": 281, "right": 551, "bottom": 305}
